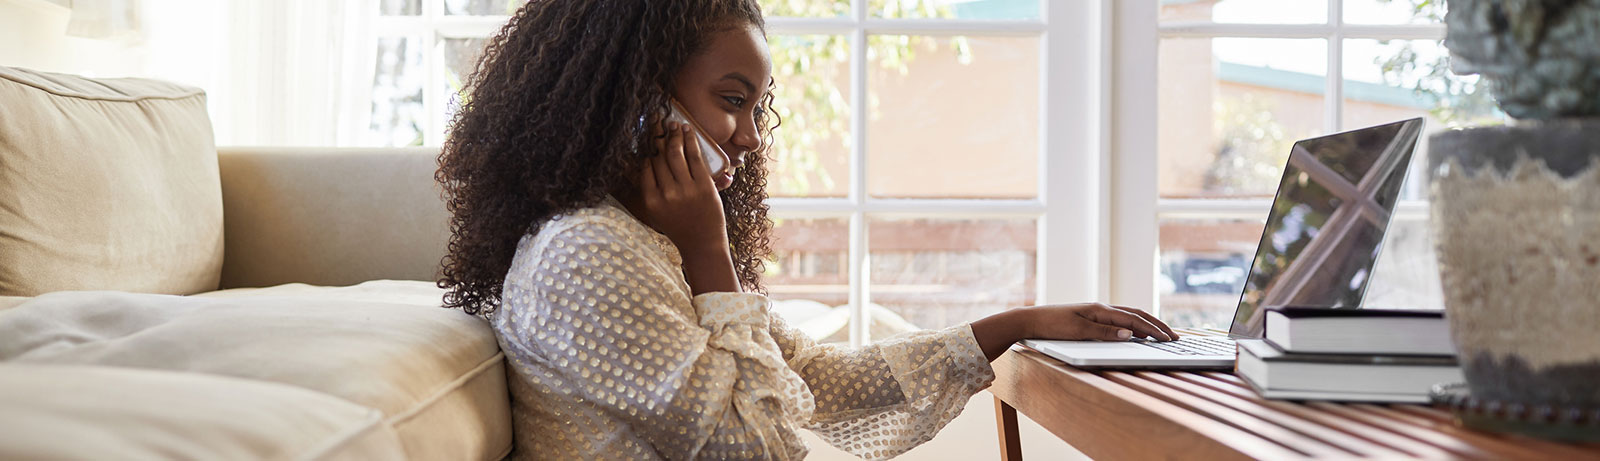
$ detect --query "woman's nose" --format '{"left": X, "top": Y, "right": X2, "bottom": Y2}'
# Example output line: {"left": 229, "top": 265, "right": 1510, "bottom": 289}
{"left": 729, "top": 119, "right": 760, "bottom": 154}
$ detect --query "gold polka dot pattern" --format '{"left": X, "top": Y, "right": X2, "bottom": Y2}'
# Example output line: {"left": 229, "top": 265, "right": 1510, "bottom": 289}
{"left": 493, "top": 197, "right": 996, "bottom": 460}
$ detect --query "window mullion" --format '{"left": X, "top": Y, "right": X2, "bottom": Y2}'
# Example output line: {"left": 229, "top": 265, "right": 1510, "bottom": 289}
{"left": 1037, "top": 0, "right": 1101, "bottom": 306}
{"left": 1327, "top": 0, "right": 1344, "bottom": 134}
{"left": 848, "top": 0, "right": 869, "bottom": 347}
{"left": 1110, "top": 0, "right": 1160, "bottom": 313}
{"left": 422, "top": 1, "right": 442, "bottom": 146}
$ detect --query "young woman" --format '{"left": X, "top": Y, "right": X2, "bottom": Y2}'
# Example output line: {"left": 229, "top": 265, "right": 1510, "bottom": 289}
{"left": 436, "top": 1, "right": 1178, "bottom": 459}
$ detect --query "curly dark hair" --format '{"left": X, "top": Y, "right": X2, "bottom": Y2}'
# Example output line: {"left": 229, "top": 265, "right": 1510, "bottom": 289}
{"left": 436, "top": 0, "right": 778, "bottom": 318}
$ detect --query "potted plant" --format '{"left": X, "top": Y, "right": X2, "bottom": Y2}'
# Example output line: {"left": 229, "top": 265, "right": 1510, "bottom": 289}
{"left": 1429, "top": 0, "right": 1600, "bottom": 441}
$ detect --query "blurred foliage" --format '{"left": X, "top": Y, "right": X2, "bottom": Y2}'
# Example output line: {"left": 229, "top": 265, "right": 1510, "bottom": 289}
{"left": 760, "top": 0, "right": 971, "bottom": 196}
{"left": 1205, "top": 94, "right": 1300, "bottom": 195}
{"left": 1205, "top": 0, "right": 1501, "bottom": 193}
{"left": 1374, "top": 0, "right": 1503, "bottom": 128}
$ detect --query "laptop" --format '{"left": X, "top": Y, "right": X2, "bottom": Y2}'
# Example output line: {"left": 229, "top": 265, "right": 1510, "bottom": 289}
{"left": 1023, "top": 118, "right": 1425, "bottom": 368}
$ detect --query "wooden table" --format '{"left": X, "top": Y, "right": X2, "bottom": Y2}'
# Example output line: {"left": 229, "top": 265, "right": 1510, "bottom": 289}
{"left": 989, "top": 345, "right": 1600, "bottom": 460}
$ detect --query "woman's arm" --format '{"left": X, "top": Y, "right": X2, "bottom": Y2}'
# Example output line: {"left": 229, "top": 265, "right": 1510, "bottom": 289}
{"left": 504, "top": 217, "right": 810, "bottom": 458}
{"left": 970, "top": 304, "right": 1181, "bottom": 361}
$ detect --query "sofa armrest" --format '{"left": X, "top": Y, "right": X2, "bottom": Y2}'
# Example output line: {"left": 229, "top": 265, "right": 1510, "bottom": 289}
{"left": 217, "top": 147, "right": 449, "bottom": 289}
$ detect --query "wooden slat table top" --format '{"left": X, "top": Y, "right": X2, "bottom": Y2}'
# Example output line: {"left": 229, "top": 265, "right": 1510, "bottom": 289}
{"left": 989, "top": 343, "right": 1600, "bottom": 460}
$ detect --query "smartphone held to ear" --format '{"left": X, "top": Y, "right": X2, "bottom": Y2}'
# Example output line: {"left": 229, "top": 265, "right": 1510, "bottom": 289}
{"left": 664, "top": 98, "right": 731, "bottom": 177}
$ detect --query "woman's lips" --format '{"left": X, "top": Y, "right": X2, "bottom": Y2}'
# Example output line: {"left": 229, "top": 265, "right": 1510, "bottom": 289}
{"left": 715, "top": 171, "right": 735, "bottom": 188}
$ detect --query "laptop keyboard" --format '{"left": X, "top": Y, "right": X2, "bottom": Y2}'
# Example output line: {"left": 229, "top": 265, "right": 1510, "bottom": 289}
{"left": 1132, "top": 336, "right": 1236, "bottom": 356}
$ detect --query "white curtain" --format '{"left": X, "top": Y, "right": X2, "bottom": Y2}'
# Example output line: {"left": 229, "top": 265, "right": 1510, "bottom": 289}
{"left": 216, "top": 0, "right": 377, "bottom": 146}
{"left": 17, "top": 0, "right": 379, "bottom": 147}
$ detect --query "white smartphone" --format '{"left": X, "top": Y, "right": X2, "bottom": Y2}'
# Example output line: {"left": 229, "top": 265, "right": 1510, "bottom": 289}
{"left": 664, "top": 98, "right": 730, "bottom": 176}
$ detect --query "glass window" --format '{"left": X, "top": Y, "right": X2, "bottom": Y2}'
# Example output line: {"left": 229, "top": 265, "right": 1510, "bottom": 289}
{"left": 1160, "top": 0, "right": 1328, "bottom": 25}
{"left": 1159, "top": 37, "right": 1327, "bottom": 199}
{"left": 444, "top": 0, "right": 523, "bottom": 16}
{"left": 368, "top": 36, "right": 426, "bottom": 147}
{"left": 867, "top": 35, "right": 1040, "bottom": 199}
{"left": 768, "top": 218, "right": 850, "bottom": 343}
{"left": 869, "top": 217, "right": 1036, "bottom": 333}
{"left": 379, "top": 0, "right": 420, "bottom": 16}
{"left": 760, "top": 0, "right": 850, "bottom": 18}
{"left": 1154, "top": 1, "right": 1468, "bottom": 326}
{"left": 1158, "top": 218, "right": 1262, "bottom": 329}
{"left": 1341, "top": 38, "right": 1505, "bottom": 200}
{"left": 439, "top": 37, "right": 488, "bottom": 125}
{"left": 372, "top": 1, "right": 1058, "bottom": 347}
{"left": 1364, "top": 217, "right": 1445, "bottom": 309}
{"left": 869, "top": 0, "right": 1041, "bottom": 20}
{"left": 769, "top": 35, "right": 851, "bottom": 198}
{"left": 1343, "top": 0, "right": 1446, "bottom": 25}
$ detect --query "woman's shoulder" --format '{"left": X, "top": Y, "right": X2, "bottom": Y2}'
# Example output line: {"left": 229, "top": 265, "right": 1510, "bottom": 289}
{"left": 519, "top": 196, "right": 671, "bottom": 256}
{"left": 543, "top": 198, "right": 636, "bottom": 234}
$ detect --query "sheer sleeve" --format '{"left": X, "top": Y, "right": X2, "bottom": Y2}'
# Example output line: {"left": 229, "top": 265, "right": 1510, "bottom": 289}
{"left": 498, "top": 214, "right": 815, "bottom": 459}
{"left": 770, "top": 315, "right": 996, "bottom": 460}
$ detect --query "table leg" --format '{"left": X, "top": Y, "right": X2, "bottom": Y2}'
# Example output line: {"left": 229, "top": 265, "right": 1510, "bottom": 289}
{"left": 995, "top": 395, "right": 1023, "bottom": 461}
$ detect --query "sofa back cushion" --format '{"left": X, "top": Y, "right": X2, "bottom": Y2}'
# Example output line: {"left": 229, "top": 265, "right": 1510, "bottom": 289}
{"left": 216, "top": 147, "right": 448, "bottom": 288}
{"left": 0, "top": 66, "right": 222, "bottom": 296}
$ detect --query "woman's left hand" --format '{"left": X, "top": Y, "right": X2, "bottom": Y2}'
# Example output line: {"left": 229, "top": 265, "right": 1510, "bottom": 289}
{"left": 969, "top": 303, "right": 1179, "bottom": 361}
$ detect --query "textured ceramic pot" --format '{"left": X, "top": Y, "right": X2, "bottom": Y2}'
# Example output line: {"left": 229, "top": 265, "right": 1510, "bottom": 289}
{"left": 1429, "top": 119, "right": 1600, "bottom": 410}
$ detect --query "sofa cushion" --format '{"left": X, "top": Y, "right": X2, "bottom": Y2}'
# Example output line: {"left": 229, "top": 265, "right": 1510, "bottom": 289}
{"left": 0, "top": 281, "right": 511, "bottom": 460}
{"left": 215, "top": 147, "right": 450, "bottom": 289}
{"left": 0, "top": 66, "right": 223, "bottom": 296}
{"left": 0, "top": 364, "right": 406, "bottom": 460}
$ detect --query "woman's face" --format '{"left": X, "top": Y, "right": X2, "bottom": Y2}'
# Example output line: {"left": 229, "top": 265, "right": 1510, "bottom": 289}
{"left": 670, "top": 24, "right": 772, "bottom": 191}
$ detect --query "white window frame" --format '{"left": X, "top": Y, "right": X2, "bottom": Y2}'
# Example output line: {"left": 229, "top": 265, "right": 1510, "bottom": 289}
{"left": 1115, "top": 0, "right": 1444, "bottom": 319}
{"left": 372, "top": 3, "right": 518, "bottom": 147}
{"left": 764, "top": 1, "right": 1105, "bottom": 346}
{"left": 374, "top": 1, "right": 1109, "bottom": 347}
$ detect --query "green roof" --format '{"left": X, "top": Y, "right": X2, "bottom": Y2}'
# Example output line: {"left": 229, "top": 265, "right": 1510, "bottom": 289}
{"left": 1217, "top": 61, "right": 1437, "bottom": 110}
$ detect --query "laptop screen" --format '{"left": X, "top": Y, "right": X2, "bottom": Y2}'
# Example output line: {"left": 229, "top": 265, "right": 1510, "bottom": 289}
{"left": 1228, "top": 118, "right": 1424, "bottom": 338}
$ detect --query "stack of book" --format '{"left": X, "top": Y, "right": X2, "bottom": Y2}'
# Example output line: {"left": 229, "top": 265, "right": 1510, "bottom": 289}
{"left": 1236, "top": 306, "right": 1462, "bottom": 403}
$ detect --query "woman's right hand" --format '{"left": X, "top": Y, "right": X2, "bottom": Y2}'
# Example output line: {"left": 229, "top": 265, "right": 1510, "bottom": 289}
{"left": 969, "top": 303, "right": 1178, "bottom": 361}
{"left": 636, "top": 122, "right": 740, "bottom": 294}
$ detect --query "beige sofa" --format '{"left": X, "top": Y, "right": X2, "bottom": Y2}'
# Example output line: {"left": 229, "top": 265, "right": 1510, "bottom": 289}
{"left": 0, "top": 66, "right": 511, "bottom": 459}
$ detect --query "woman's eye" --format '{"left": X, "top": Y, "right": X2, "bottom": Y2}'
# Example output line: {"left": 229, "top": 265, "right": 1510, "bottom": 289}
{"left": 723, "top": 96, "right": 746, "bottom": 108}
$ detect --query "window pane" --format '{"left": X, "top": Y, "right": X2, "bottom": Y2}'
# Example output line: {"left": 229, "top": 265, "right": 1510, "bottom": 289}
{"left": 1159, "top": 37, "right": 1327, "bottom": 199}
{"left": 767, "top": 217, "right": 851, "bottom": 343}
{"left": 1160, "top": 0, "right": 1327, "bottom": 24}
{"left": 1364, "top": 216, "right": 1445, "bottom": 310}
{"left": 1158, "top": 218, "right": 1263, "bottom": 329}
{"left": 867, "top": 35, "right": 1039, "bottom": 199}
{"left": 1341, "top": 38, "right": 1506, "bottom": 201}
{"left": 1343, "top": 0, "right": 1445, "bottom": 25}
{"left": 869, "top": 0, "right": 1040, "bottom": 20}
{"left": 1158, "top": 217, "right": 1442, "bottom": 328}
{"left": 379, "top": 0, "right": 420, "bottom": 15}
{"left": 761, "top": 0, "right": 849, "bottom": 18}
{"left": 368, "top": 36, "right": 425, "bottom": 147}
{"left": 444, "top": 0, "right": 523, "bottom": 15}
{"left": 869, "top": 218, "right": 1036, "bottom": 335}
{"left": 769, "top": 35, "right": 851, "bottom": 198}
{"left": 439, "top": 37, "right": 488, "bottom": 136}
